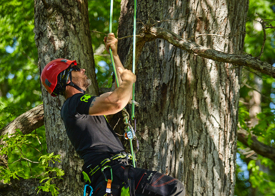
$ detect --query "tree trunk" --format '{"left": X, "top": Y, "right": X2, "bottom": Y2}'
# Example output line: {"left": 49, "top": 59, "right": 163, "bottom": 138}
{"left": 118, "top": 0, "right": 248, "bottom": 195}
{"left": 34, "top": 0, "right": 98, "bottom": 195}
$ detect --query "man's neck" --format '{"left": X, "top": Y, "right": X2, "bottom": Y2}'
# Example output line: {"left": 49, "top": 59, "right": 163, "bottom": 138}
{"left": 65, "top": 86, "right": 84, "bottom": 99}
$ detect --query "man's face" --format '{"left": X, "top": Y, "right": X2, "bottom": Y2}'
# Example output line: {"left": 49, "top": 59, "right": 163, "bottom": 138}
{"left": 70, "top": 66, "right": 91, "bottom": 89}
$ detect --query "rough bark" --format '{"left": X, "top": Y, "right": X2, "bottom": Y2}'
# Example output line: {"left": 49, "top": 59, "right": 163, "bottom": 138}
{"left": 33, "top": 0, "right": 98, "bottom": 195}
{"left": 118, "top": 0, "right": 247, "bottom": 195}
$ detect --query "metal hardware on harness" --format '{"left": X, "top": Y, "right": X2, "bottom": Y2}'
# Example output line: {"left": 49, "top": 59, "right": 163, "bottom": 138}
{"left": 101, "top": 165, "right": 113, "bottom": 181}
{"left": 122, "top": 109, "right": 136, "bottom": 140}
{"left": 101, "top": 165, "right": 113, "bottom": 194}
{"left": 124, "top": 125, "right": 136, "bottom": 140}
{"left": 83, "top": 184, "right": 93, "bottom": 196}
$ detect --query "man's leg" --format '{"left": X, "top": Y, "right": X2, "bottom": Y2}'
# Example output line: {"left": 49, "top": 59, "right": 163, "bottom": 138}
{"left": 112, "top": 164, "right": 185, "bottom": 196}
{"left": 89, "top": 164, "right": 185, "bottom": 196}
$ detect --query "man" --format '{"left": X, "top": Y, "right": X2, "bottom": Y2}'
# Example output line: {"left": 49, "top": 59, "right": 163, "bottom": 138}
{"left": 41, "top": 33, "right": 185, "bottom": 196}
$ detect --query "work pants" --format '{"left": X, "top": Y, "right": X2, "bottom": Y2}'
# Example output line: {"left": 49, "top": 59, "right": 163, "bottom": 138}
{"left": 87, "top": 163, "right": 185, "bottom": 196}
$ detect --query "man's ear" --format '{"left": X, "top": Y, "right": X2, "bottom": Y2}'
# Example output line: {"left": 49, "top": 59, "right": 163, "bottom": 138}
{"left": 67, "top": 80, "right": 70, "bottom": 84}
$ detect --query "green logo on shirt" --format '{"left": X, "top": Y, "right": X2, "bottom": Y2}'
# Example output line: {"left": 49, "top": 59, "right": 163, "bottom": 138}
{"left": 80, "top": 94, "right": 91, "bottom": 102}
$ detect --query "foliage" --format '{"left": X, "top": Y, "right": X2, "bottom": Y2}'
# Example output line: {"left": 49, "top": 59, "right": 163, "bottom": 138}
{"left": 247, "top": 157, "right": 275, "bottom": 195}
{"left": 235, "top": 156, "right": 251, "bottom": 196}
{"left": 0, "top": 129, "right": 64, "bottom": 196}
{"left": 88, "top": 0, "right": 121, "bottom": 88}
{"left": 0, "top": 0, "right": 41, "bottom": 112}
{"left": 0, "top": 0, "right": 275, "bottom": 195}
{"left": 236, "top": 1, "right": 275, "bottom": 195}
{"left": 0, "top": 0, "right": 121, "bottom": 195}
{"left": 245, "top": 0, "right": 275, "bottom": 63}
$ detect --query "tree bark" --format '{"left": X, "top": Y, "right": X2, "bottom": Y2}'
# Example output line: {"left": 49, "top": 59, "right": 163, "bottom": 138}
{"left": 0, "top": 178, "right": 50, "bottom": 196}
{"left": 33, "top": 0, "right": 98, "bottom": 195}
{"left": 118, "top": 0, "right": 248, "bottom": 195}
{"left": 127, "top": 27, "right": 275, "bottom": 78}
{"left": 0, "top": 104, "right": 44, "bottom": 136}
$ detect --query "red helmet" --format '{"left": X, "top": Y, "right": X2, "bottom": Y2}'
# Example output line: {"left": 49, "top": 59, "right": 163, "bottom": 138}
{"left": 41, "top": 58, "right": 77, "bottom": 97}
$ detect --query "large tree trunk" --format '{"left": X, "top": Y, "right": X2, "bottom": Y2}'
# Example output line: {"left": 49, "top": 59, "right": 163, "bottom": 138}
{"left": 34, "top": 0, "right": 98, "bottom": 195}
{"left": 118, "top": 0, "right": 248, "bottom": 195}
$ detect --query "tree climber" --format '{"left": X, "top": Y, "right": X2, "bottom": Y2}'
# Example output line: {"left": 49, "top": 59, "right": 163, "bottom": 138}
{"left": 40, "top": 33, "right": 185, "bottom": 196}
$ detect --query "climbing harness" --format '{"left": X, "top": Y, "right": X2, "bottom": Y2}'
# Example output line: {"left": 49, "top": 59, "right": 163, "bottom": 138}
{"left": 82, "top": 153, "right": 133, "bottom": 195}
{"left": 87, "top": 153, "right": 133, "bottom": 177}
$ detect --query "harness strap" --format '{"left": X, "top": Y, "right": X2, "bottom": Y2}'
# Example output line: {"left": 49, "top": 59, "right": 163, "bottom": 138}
{"left": 88, "top": 153, "right": 133, "bottom": 177}
{"left": 123, "top": 166, "right": 136, "bottom": 196}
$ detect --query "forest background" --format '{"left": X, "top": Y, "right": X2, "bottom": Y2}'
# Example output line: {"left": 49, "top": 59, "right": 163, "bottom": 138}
{"left": 0, "top": 0, "right": 274, "bottom": 195}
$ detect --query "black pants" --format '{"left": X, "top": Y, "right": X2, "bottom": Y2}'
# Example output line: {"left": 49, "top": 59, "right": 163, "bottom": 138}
{"left": 86, "top": 163, "right": 185, "bottom": 196}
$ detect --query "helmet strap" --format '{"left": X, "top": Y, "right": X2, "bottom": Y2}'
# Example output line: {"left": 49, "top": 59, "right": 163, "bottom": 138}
{"left": 67, "top": 71, "right": 86, "bottom": 94}
{"left": 66, "top": 81, "right": 85, "bottom": 94}
{"left": 53, "top": 65, "right": 86, "bottom": 96}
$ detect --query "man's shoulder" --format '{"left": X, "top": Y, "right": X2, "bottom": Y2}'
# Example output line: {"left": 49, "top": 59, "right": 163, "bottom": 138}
{"left": 64, "top": 93, "right": 95, "bottom": 105}
{"left": 62, "top": 93, "right": 96, "bottom": 116}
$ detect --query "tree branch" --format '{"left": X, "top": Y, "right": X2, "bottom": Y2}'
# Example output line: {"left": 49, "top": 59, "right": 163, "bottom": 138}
{"left": 0, "top": 104, "right": 44, "bottom": 137}
{"left": 256, "top": 19, "right": 266, "bottom": 59}
{"left": 127, "top": 26, "right": 275, "bottom": 78}
{"left": 237, "top": 128, "right": 275, "bottom": 162}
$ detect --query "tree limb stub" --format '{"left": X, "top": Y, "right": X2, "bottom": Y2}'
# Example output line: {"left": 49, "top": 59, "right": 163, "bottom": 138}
{"left": 133, "top": 26, "right": 275, "bottom": 78}
{"left": 0, "top": 104, "right": 44, "bottom": 136}
{"left": 237, "top": 128, "right": 275, "bottom": 162}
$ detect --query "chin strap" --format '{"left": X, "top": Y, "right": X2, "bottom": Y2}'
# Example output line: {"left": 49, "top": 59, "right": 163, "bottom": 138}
{"left": 67, "top": 70, "right": 86, "bottom": 94}
{"left": 54, "top": 65, "right": 86, "bottom": 96}
{"left": 67, "top": 81, "right": 85, "bottom": 94}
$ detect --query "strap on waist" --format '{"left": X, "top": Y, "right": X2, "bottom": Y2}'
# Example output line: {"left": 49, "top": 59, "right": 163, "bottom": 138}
{"left": 87, "top": 152, "right": 133, "bottom": 177}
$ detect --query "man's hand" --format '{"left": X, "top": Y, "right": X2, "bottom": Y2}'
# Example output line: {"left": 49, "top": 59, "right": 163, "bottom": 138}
{"left": 104, "top": 33, "right": 118, "bottom": 56}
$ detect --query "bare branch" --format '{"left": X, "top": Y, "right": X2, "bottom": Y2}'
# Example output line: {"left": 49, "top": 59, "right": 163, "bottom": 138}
{"left": 21, "top": 157, "right": 39, "bottom": 164}
{"left": 257, "top": 19, "right": 266, "bottom": 59}
{"left": 90, "top": 30, "right": 107, "bottom": 36}
{"left": 0, "top": 104, "right": 44, "bottom": 137}
{"left": 128, "top": 26, "right": 275, "bottom": 78}
{"left": 238, "top": 148, "right": 257, "bottom": 161}
{"left": 242, "top": 82, "right": 274, "bottom": 103}
{"left": 237, "top": 128, "right": 275, "bottom": 162}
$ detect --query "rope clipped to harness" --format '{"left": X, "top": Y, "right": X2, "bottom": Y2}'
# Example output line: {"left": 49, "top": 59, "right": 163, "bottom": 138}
{"left": 109, "top": 0, "right": 138, "bottom": 168}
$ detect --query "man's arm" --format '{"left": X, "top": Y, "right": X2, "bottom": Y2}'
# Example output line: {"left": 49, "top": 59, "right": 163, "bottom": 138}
{"left": 88, "top": 65, "right": 136, "bottom": 116}
{"left": 87, "top": 33, "right": 135, "bottom": 116}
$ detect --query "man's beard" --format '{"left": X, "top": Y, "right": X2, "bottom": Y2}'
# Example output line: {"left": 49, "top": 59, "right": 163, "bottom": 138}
{"left": 84, "top": 78, "right": 91, "bottom": 88}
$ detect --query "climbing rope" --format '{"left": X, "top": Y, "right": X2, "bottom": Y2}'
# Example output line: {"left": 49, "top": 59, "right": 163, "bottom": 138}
{"left": 109, "top": 0, "right": 119, "bottom": 86}
{"left": 131, "top": 0, "right": 137, "bottom": 120}
{"left": 109, "top": 0, "right": 137, "bottom": 168}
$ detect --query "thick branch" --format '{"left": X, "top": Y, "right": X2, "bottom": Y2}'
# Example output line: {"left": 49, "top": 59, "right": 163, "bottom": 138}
{"left": 0, "top": 104, "right": 44, "bottom": 136}
{"left": 237, "top": 128, "right": 275, "bottom": 162}
{"left": 127, "top": 26, "right": 275, "bottom": 78}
